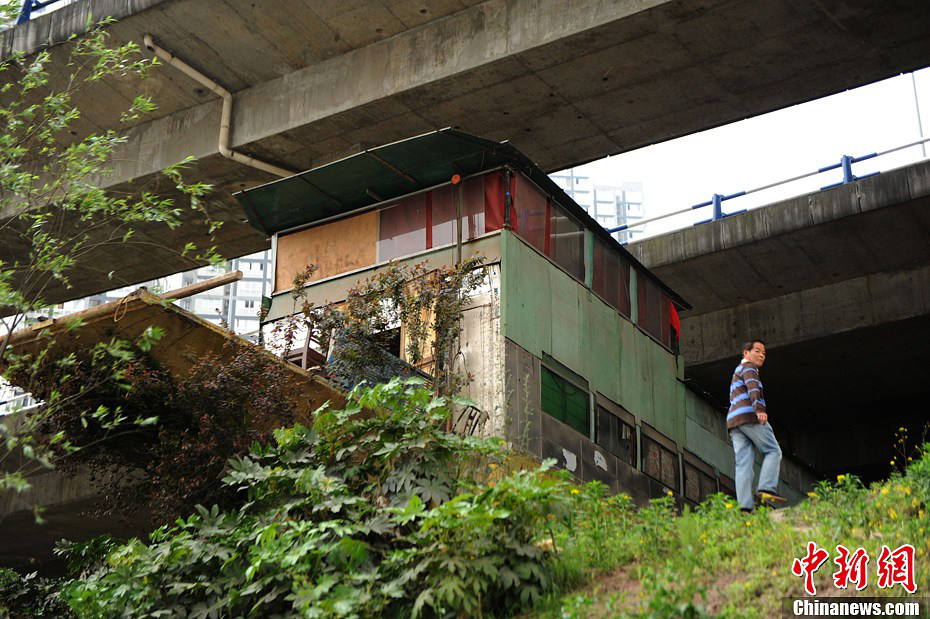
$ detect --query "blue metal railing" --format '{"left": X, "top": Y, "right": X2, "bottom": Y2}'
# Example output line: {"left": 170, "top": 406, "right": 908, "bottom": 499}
{"left": 607, "top": 136, "right": 930, "bottom": 238}
{"left": 16, "top": 0, "right": 66, "bottom": 24}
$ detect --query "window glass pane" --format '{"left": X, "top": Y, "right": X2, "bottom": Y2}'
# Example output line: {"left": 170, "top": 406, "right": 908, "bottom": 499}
{"left": 593, "top": 236, "right": 631, "bottom": 317}
{"left": 541, "top": 366, "right": 589, "bottom": 436}
{"left": 636, "top": 273, "right": 664, "bottom": 345}
{"left": 595, "top": 404, "right": 635, "bottom": 466}
{"left": 378, "top": 195, "right": 426, "bottom": 261}
{"left": 618, "top": 420, "right": 636, "bottom": 467}
{"left": 549, "top": 204, "right": 584, "bottom": 280}
{"left": 512, "top": 173, "right": 547, "bottom": 253}
{"left": 642, "top": 435, "right": 679, "bottom": 490}
{"left": 431, "top": 185, "right": 456, "bottom": 247}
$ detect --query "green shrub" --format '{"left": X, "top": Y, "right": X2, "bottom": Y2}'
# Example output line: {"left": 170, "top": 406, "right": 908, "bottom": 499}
{"left": 62, "top": 378, "right": 576, "bottom": 618}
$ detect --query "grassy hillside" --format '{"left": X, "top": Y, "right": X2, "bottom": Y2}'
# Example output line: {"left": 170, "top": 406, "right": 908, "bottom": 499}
{"left": 536, "top": 444, "right": 929, "bottom": 618}
{"left": 1, "top": 380, "right": 926, "bottom": 618}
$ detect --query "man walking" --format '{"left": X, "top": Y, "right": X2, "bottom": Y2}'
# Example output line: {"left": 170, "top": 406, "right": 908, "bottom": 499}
{"left": 727, "top": 339, "right": 785, "bottom": 512}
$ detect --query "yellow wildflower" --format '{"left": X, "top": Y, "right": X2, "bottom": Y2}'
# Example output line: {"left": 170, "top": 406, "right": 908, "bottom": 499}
{"left": 888, "top": 508, "right": 897, "bottom": 520}
{"left": 837, "top": 474, "right": 846, "bottom": 482}
{"left": 881, "top": 487, "right": 890, "bottom": 495}
{"left": 745, "top": 521, "right": 752, "bottom": 527}
{"left": 890, "top": 460, "right": 896, "bottom": 466}
{"left": 666, "top": 489, "right": 674, "bottom": 496}
{"left": 488, "top": 463, "right": 497, "bottom": 470}
{"left": 807, "top": 492, "right": 818, "bottom": 498}
{"left": 725, "top": 503, "right": 733, "bottom": 509}
{"left": 570, "top": 488, "right": 581, "bottom": 495}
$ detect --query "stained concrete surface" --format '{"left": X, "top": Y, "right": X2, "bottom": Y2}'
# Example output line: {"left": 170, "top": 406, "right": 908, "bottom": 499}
{"left": 3, "top": 0, "right": 930, "bottom": 303}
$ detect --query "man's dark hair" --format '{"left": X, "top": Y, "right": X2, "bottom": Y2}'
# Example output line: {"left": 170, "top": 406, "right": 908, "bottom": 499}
{"left": 741, "top": 339, "right": 765, "bottom": 355}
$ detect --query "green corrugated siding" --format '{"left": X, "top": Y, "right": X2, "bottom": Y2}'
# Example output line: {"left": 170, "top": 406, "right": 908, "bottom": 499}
{"left": 502, "top": 230, "right": 689, "bottom": 445}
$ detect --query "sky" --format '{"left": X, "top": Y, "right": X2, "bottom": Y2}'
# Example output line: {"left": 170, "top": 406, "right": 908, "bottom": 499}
{"left": 565, "top": 67, "right": 930, "bottom": 239}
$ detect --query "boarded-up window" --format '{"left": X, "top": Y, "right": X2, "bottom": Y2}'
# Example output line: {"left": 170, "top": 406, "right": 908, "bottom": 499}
{"left": 378, "top": 195, "right": 427, "bottom": 261}
{"left": 549, "top": 204, "right": 584, "bottom": 280}
{"left": 541, "top": 366, "right": 589, "bottom": 436}
{"left": 683, "top": 459, "right": 717, "bottom": 504}
{"left": 595, "top": 404, "right": 636, "bottom": 467}
{"left": 593, "top": 236, "right": 631, "bottom": 317}
{"left": 512, "top": 173, "right": 548, "bottom": 253}
{"left": 642, "top": 430, "right": 679, "bottom": 491}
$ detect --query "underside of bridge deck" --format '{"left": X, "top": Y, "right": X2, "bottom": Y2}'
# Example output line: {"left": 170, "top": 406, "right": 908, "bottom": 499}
{"left": 3, "top": 0, "right": 930, "bottom": 303}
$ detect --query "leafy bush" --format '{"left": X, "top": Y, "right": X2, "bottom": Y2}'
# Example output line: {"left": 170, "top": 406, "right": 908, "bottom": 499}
{"left": 4, "top": 336, "right": 302, "bottom": 525}
{"left": 0, "top": 568, "right": 72, "bottom": 618}
{"left": 62, "top": 378, "right": 576, "bottom": 618}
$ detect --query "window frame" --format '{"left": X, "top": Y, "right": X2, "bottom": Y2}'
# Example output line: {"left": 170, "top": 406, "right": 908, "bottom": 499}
{"left": 594, "top": 393, "right": 637, "bottom": 468}
{"left": 640, "top": 423, "right": 681, "bottom": 494}
{"left": 539, "top": 360, "right": 591, "bottom": 439}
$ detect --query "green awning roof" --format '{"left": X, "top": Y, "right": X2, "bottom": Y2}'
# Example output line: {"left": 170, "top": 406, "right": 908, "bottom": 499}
{"left": 234, "top": 128, "right": 531, "bottom": 236}
{"left": 234, "top": 128, "right": 690, "bottom": 310}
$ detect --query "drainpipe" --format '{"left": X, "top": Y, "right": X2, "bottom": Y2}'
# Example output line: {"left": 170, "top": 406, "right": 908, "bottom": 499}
{"left": 143, "top": 34, "right": 296, "bottom": 179}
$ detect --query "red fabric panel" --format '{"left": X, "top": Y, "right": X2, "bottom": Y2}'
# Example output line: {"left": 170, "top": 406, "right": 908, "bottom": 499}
{"left": 669, "top": 301, "right": 681, "bottom": 339}
{"left": 512, "top": 173, "right": 547, "bottom": 253}
{"left": 462, "top": 176, "right": 485, "bottom": 240}
{"left": 484, "top": 171, "right": 505, "bottom": 232}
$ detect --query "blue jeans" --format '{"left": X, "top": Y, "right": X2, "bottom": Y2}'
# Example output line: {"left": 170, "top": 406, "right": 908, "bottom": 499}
{"left": 730, "top": 422, "right": 782, "bottom": 510}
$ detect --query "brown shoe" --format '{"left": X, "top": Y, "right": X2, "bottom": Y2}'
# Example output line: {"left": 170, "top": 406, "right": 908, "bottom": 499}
{"left": 756, "top": 489, "right": 787, "bottom": 505}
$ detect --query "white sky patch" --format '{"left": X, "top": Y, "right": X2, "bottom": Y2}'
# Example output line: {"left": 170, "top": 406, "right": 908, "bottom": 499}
{"left": 562, "top": 67, "right": 930, "bottom": 239}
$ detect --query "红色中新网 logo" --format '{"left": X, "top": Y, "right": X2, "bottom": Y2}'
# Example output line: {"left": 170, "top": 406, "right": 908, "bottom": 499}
{"left": 791, "top": 541, "right": 916, "bottom": 596}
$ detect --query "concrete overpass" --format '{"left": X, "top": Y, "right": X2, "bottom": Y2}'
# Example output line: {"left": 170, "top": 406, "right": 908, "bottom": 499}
{"left": 629, "top": 159, "right": 930, "bottom": 480}
{"left": 3, "top": 0, "right": 930, "bottom": 304}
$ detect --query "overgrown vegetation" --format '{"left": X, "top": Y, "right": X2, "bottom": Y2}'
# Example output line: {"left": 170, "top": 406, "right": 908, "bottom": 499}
{"left": 3, "top": 335, "right": 303, "bottom": 524}
{"left": 539, "top": 443, "right": 930, "bottom": 618}
{"left": 273, "top": 257, "right": 487, "bottom": 395}
{"left": 57, "top": 378, "right": 576, "bottom": 618}
{"left": 0, "top": 6, "right": 220, "bottom": 500}
{"left": 1, "top": 375, "right": 927, "bottom": 616}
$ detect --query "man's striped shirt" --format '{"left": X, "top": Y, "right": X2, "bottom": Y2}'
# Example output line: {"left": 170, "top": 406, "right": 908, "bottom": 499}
{"left": 727, "top": 360, "right": 766, "bottom": 429}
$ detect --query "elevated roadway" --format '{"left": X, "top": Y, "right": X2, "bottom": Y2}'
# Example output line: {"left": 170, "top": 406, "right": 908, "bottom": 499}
{"left": 629, "top": 159, "right": 930, "bottom": 479}
{"left": 3, "top": 0, "right": 930, "bottom": 303}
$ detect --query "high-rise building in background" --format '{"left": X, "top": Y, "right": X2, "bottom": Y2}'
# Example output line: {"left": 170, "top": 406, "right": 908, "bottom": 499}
{"left": 549, "top": 169, "right": 644, "bottom": 243}
{"left": 49, "top": 250, "right": 271, "bottom": 337}
{"left": 1, "top": 251, "right": 271, "bottom": 414}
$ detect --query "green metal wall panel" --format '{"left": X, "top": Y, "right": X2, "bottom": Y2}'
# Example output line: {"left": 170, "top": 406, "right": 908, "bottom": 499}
{"left": 584, "top": 292, "right": 621, "bottom": 399}
{"left": 501, "top": 230, "right": 757, "bottom": 492}
{"left": 500, "top": 231, "right": 551, "bottom": 357}
{"left": 548, "top": 267, "right": 585, "bottom": 374}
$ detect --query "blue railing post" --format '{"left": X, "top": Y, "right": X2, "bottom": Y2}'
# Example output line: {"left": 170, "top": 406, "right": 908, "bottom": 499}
{"left": 712, "top": 193, "right": 724, "bottom": 220}
{"left": 841, "top": 154, "right": 855, "bottom": 184}
{"left": 820, "top": 152, "right": 879, "bottom": 190}
{"left": 16, "top": 0, "right": 34, "bottom": 24}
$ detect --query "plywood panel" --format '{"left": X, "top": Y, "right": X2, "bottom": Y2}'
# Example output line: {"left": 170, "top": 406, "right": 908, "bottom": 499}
{"left": 275, "top": 212, "right": 378, "bottom": 292}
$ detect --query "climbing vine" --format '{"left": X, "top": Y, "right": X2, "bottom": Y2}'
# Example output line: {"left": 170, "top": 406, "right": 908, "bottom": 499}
{"left": 272, "top": 256, "right": 487, "bottom": 395}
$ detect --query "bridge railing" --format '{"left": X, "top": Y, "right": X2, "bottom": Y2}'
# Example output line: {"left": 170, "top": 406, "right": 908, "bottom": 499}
{"left": 15, "top": 0, "right": 69, "bottom": 24}
{"left": 608, "top": 136, "right": 930, "bottom": 241}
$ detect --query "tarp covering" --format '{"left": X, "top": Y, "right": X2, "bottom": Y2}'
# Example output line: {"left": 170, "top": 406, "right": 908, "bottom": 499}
{"left": 235, "top": 128, "right": 690, "bottom": 310}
